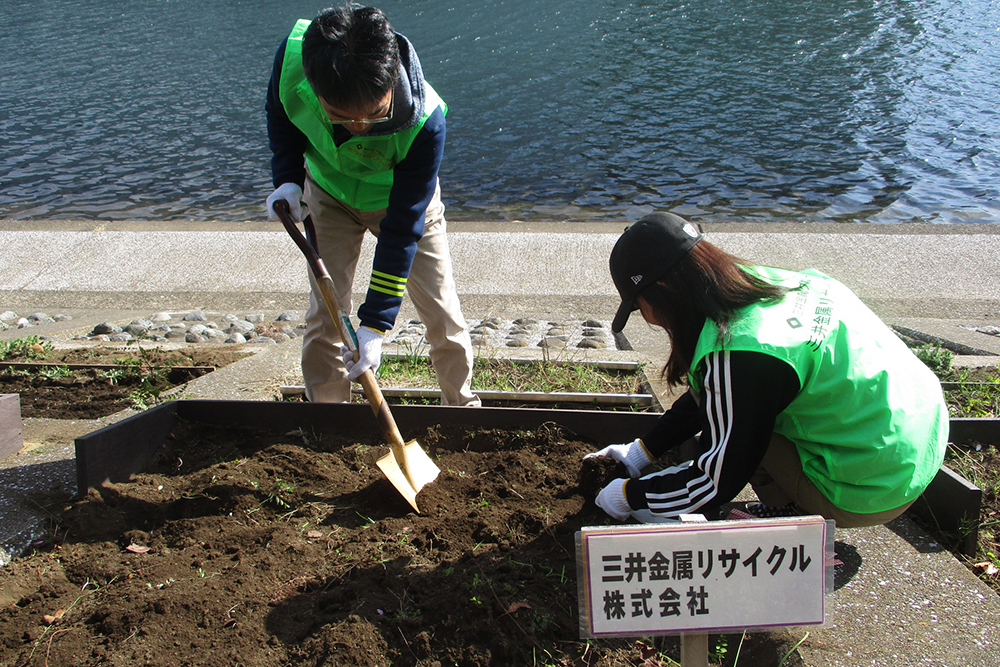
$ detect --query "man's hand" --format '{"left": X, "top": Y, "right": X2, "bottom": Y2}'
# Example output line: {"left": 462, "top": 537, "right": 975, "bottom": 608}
{"left": 583, "top": 438, "right": 653, "bottom": 477}
{"left": 266, "top": 183, "right": 303, "bottom": 221}
{"left": 341, "top": 326, "right": 385, "bottom": 381}
{"left": 595, "top": 479, "right": 632, "bottom": 521}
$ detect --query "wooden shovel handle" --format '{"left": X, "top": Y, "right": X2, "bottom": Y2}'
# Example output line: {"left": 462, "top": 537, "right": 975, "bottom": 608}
{"left": 273, "top": 199, "right": 407, "bottom": 451}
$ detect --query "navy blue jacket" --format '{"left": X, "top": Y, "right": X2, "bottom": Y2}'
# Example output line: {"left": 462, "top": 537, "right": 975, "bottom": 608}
{"left": 265, "top": 35, "right": 446, "bottom": 333}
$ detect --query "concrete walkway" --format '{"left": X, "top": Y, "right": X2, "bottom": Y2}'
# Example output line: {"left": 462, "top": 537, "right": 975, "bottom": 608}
{"left": 1, "top": 219, "right": 999, "bottom": 665}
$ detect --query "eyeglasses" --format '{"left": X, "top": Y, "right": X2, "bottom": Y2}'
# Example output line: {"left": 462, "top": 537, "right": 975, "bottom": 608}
{"left": 324, "top": 88, "right": 394, "bottom": 125}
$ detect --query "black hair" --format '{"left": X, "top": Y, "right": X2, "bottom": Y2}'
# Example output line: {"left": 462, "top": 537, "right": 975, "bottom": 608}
{"left": 301, "top": 5, "right": 401, "bottom": 108}
{"left": 638, "top": 241, "right": 790, "bottom": 386}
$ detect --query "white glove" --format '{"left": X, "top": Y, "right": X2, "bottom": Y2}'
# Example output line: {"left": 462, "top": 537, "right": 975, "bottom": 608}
{"left": 341, "top": 326, "right": 385, "bottom": 381}
{"left": 595, "top": 479, "right": 632, "bottom": 521}
{"left": 266, "top": 182, "right": 304, "bottom": 221}
{"left": 583, "top": 438, "right": 653, "bottom": 477}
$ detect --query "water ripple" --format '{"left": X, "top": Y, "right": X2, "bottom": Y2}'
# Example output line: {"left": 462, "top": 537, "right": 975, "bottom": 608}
{"left": 0, "top": 0, "right": 997, "bottom": 223}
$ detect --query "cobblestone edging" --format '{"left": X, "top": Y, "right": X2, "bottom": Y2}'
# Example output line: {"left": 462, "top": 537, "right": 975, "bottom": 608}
{"left": 0, "top": 309, "right": 619, "bottom": 352}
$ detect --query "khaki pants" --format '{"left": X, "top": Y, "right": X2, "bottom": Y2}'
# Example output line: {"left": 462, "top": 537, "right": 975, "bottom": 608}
{"left": 750, "top": 433, "right": 915, "bottom": 528}
{"left": 300, "top": 174, "right": 480, "bottom": 407}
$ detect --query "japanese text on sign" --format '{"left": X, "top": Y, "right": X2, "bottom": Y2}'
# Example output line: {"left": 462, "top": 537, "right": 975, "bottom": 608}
{"left": 576, "top": 517, "right": 830, "bottom": 637}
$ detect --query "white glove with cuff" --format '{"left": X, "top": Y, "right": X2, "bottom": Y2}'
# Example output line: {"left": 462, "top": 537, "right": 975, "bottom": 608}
{"left": 266, "top": 182, "right": 304, "bottom": 221}
{"left": 341, "top": 326, "right": 385, "bottom": 381}
{"left": 595, "top": 479, "right": 632, "bottom": 521}
{"left": 583, "top": 438, "right": 653, "bottom": 477}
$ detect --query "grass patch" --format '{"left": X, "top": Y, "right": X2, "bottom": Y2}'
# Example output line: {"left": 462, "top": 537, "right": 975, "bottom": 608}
{"left": 0, "top": 335, "right": 52, "bottom": 361}
{"left": 940, "top": 441, "right": 1000, "bottom": 595}
{"left": 911, "top": 344, "right": 1000, "bottom": 418}
{"left": 377, "top": 353, "right": 646, "bottom": 396}
{"left": 910, "top": 343, "right": 1000, "bottom": 596}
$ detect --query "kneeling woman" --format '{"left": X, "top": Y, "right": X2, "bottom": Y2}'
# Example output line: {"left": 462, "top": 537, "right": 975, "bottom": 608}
{"left": 589, "top": 213, "right": 948, "bottom": 527}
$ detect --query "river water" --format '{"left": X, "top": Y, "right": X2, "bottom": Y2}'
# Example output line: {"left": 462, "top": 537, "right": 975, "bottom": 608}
{"left": 1, "top": 0, "right": 998, "bottom": 223}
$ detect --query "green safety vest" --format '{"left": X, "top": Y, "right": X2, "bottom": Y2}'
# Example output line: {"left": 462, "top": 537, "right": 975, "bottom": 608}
{"left": 278, "top": 19, "right": 447, "bottom": 211}
{"left": 689, "top": 266, "right": 948, "bottom": 514}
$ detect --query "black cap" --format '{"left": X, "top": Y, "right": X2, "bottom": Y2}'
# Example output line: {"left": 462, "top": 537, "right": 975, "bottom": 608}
{"left": 609, "top": 212, "right": 703, "bottom": 332}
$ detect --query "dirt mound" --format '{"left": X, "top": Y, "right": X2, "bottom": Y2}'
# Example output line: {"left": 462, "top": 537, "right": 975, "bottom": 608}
{"left": 0, "top": 421, "right": 799, "bottom": 666}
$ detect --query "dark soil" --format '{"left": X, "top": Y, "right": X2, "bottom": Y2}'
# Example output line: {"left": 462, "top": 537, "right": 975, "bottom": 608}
{"left": 0, "top": 421, "right": 804, "bottom": 667}
{"left": 0, "top": 347, "right": 248, "bottom": 419}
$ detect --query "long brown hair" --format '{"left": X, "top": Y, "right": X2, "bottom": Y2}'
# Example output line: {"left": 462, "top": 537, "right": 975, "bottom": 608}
{"left": 638, "top": 241, "right": 789, "bottom": 386}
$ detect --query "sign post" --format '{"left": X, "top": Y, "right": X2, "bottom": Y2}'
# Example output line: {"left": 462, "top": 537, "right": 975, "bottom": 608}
{"left": 575, "top": 517, "right": 832, "bottom": 666}
{"left": 679, "top": 632, "right": 708, "bottom": 666}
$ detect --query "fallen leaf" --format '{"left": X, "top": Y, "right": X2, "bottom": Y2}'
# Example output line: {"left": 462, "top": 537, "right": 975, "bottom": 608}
{"left": 126, "top": 544, "right": 150, "bottom": 554}
{"left": 42, "top": 609, "right": 66, "bottom": 625}
{"left": 636, "top": 640, "right": 658, "bottom": 660}
{"left": 506, "top": 601, "right": 531, "bottom": 614}
{"left": 973, "top": 562, "right": 999, "bottom": 576}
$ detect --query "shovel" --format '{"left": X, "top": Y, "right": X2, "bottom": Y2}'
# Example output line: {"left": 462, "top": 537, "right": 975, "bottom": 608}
{"left": 273, "top": 199, "right": 440, "bottom": 512}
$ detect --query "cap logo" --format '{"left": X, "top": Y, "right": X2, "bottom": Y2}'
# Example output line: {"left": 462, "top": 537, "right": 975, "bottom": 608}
{"left": 683, "top": 223, "right": 700, "bottom": 238}
{"left": 630, "top": 274, "right": 643, "bottom": 285}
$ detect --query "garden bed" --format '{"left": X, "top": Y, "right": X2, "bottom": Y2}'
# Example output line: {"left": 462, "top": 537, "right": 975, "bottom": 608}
{"left": 0, "top": 344, "right": 249, "bottom": 418}
{"left": 0, "top": 404, "right": 805, "bottom": 667}
{"left": 282, "top": 355, "right": 660, "bottom": 411}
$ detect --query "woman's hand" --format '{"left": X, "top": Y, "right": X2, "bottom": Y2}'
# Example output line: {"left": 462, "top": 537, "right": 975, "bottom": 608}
{"left": 583, "top": 438, "right": 653, "bottom": 477}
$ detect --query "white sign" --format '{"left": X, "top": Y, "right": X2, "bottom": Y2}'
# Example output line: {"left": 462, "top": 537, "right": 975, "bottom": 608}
{"left": 575, "top": 517, "right": 831, "bottom": 637}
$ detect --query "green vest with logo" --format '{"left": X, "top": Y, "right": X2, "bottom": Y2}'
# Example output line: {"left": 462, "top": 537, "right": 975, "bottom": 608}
{"left": 689, "top": 266, "right": 947, "bottom": 514}
{"left": 278, "top": 19, "right": 446, "bottom": 211}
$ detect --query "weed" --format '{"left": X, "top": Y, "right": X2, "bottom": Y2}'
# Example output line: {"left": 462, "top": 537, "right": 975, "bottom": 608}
{"left": 376, "top": 353, "right": 644, "bottom": 396}
{"left": 247, "top": 478, "right": 297, "bottom": 511}
{"left": 943, "top": 367, "right": 1000, "bottom": 418}
{"left": 266, "top": 478, "right": 297, "bottom": 509}
{"left": 946, "top": 443, "right": 1000, "bottom": 499}
{"left": 633, "top": 638, "right": 681, "bottom": 666}
{"left": 130, "top": 387, "right": 162, "bottom": 411}
{"left": 37, "top": 364, "right": 73, "bottom": 380}
{"left": 23, "top": 576, "right": 115, "bottom": 664}
{"left": 397, "top": 338, "right": 430, "bottom": 365}
{"left": 731, "top": 630, "right": 747, "bottom": 665}
{"left": 114, "top": 342, "right": 183, "bottom": 410}
{"left": 710, "top": 634, "right": 728, "bottom": 663}
{"left": 531, "top": 611, "right": 552, "bottom": 632}
{"left": 25, "top": 495, "right": 66, "bottom": 538}
{"left": 911, "top": 344, "right": 954, "bottom": 374}
{"left": 101, "top": 367, "right": 129, "bottom": 385}
{"left": 288, "top": 426, "right": 322, "bottom": 448}
{"left": 940, "top": 441, "right": 1000, "bottom": 591}
{"left": 531, "top": 646, "right": 569, "bottom": 667}
{"left": 0, "top": 335, "right": 52, "bottom": 361}
{"left": 911, "top": 343, "right": 1000, "bottom": 418}
{"left": 375, "top": 339, "right": 430, "bottom": 385}
{"left": 778, "top": 632, "right": 809, "bottom": 666}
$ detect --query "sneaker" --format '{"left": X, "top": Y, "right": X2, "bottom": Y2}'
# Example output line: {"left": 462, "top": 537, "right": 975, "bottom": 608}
{"left": 744, "top": 502, "right": 803, "bottom": 518}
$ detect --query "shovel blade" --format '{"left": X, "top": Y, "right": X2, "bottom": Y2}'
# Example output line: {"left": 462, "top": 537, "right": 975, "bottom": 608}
{"left": 376, "top": 440, "right": 440, "bottom": 513}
